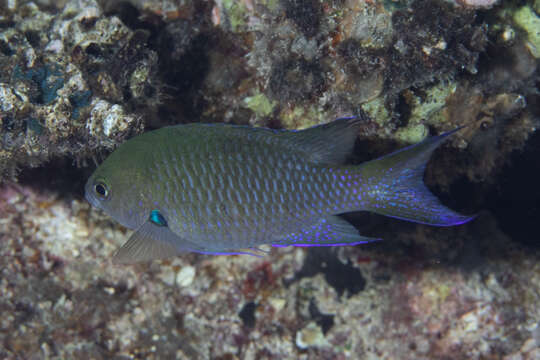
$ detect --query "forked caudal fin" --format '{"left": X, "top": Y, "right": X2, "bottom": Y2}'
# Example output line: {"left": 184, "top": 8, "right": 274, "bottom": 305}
{"left": 359, "top": 128, "right": 475, "bottom": 226}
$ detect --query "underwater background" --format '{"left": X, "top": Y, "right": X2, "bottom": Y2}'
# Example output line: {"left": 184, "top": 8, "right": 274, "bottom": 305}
{"left": 0, "top": 0, "right": 539, "bottom": 359}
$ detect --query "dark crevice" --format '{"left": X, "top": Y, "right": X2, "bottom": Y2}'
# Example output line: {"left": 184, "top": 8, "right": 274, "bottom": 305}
{"left": 285, "top": 247, "right": 366, "bottom": 297}
{"left": 157, "top": 31, "right": 211, "bottom": 123}
{"left": 283, "top": 0, "right": 323, "bottom": 38}
{"left": 0, "top": 39, "right": 14, "bottom": 56}
{"left": 103, "top": 1, "right": 164, "bottom": 48}
{"left": 16, "top": 159, "right": 93, "bottom": 201}
{"left": 238, "top": 302, "right": 257, "bottom": 328}
{"left": 268, "top": 58, "right": 327, "bottom": 103}
{"left": 308, "top": 299, "right": 334, "bottom": 334}
{"left": 24, "top": 30, "right": 41, "bottom": 48}
{"left": 485, "top": 131, "right": 540, "bottom": 248}
{"left": 394, "top": 91, "right": 412, "bottom": 128}
{"left": 416, "top": 130, "right": 540, "bottom": 250}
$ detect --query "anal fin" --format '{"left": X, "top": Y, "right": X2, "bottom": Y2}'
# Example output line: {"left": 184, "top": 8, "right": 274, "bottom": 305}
{"left": 272, "top": 216, "right": 380, "bottom": 248}
{"left": 194, "top": 249, "right": 264, "bottom": 257}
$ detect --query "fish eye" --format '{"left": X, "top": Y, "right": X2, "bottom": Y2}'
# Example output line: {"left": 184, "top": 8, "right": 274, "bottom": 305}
{"left": 94, "top": 182, "right": 110, "bottom": 200}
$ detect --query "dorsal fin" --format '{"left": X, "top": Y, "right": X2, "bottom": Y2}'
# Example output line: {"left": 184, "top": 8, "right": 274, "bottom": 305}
{"left": 284, "top": 113, "right": 367, "bottom": 165}
{"left": 159, "top": 112, "right": 368, "bottom": 165}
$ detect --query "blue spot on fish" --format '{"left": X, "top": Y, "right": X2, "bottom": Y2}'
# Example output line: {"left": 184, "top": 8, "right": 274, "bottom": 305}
{"left": 149, "top": 210, "right": 167, "bottom": 227}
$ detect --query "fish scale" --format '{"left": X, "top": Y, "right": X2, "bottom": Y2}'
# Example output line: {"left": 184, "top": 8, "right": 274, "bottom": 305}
{"left": 85, "top": 117, "right": 473, "bottom": 263}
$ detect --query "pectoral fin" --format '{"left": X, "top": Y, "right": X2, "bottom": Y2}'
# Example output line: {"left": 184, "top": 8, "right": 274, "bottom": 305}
{"left": 113, "top": 220, "right": 199, "bottom": 264}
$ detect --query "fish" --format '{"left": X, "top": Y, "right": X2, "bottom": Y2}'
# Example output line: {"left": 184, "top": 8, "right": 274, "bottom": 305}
{"left": 85, "top": 114, "right": 473, "bottom": 264}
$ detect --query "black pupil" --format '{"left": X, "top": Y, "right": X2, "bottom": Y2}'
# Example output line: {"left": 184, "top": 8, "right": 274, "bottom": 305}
{"left": 95, "top": 184, "right": 107, "bottom": 196}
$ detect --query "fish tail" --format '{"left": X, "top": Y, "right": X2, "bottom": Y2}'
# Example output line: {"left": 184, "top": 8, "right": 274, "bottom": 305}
{"left": 357, "top": 128, "right": 474, "bottom": 226}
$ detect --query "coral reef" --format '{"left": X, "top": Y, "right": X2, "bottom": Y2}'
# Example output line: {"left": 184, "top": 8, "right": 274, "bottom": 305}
{"left": 0, "top": 0, "right": 539, "bottom": 359}
{"left": 0, "top": 0, "right": 159, "bottom": 180}
{"left": 1, "top": 0, "right": 537, "bottom": 182}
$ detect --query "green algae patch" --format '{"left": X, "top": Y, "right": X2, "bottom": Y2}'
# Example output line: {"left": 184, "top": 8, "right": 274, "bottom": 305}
{"left": 243, "top": 93, "right": 276, "bottom": 117}
{"left": 222, "top": 0, "right": 249, "bottom": 32}
{"left": 396, "top": 82, "right": 457, "bottom": 143}
{"left": 410, "top": 82, "right": 457, "bottom": 125}
{"left": 280, "top": 105, "right": 327, "bottom": 130}
{"left": 394, "top": 123, "right": 428, "bottom": 144}
{"left": 260, "top": 0, "right": 279, "bottom": 11}
{"left": 362, "top": 97, "right": 391, "bottom": 127}
{"left": 513, "top": 6, "right": 540, "bottom": 58}
{"left": 424, "top": 281, "right": 452, "bottom": 309}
